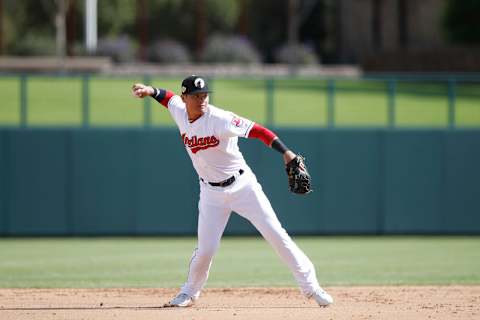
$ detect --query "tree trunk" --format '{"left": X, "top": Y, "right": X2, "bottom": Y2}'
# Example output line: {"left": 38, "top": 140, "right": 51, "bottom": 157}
{"left": 397, "top": 0, "right": 408, "bottom": 49}
{"left": 287, "top": 0, "right": 300, "bottom": 46}
{"left": 372, "top": 0, "right": 382, "bottom": 51}
{"left": 66, "top": 0, "right": 76, "bottom": 56}
{"left": 287, "top": 0, "right": 301, "bottom": 70}
{"left": 55, "top": 0, "right": 67, "bottom": 59}
{"left": 237, "top": 0, "right": 248, "bottom": 35}
{"left": 195, "top": 0, "right": 207, "bottom": 61}
{"left": 0, "top": 0, "right": 3, "bottom": 55}
{"left": 136, "top": 0, "right": 148, "bottom": 61}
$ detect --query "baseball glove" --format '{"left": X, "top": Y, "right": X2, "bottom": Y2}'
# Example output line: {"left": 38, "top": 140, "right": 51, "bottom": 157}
{"left": 285, "top": 155, "right": 312, "bottom": 194}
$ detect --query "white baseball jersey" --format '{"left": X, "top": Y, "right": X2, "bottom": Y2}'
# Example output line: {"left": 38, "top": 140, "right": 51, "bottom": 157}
{"left": 167, "top": 95, "right": 254, "bottom": 182}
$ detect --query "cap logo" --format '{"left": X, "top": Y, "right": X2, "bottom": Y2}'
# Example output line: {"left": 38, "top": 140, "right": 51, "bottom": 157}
{"left": 182, "top": 86, "right": 187, "bottom": 93}
{"left": 194, "top": 78, "right": 205, "bottom": 89}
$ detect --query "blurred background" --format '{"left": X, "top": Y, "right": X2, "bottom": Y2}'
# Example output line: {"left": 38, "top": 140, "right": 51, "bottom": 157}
{"left": 0, "top": 0, "right": 479, "bottom": 236}
{"left": 1, "top": 0, "right": 480, "bottom": 69}
{"left": 1, "top": 0, "right": 480, "bottom": 70}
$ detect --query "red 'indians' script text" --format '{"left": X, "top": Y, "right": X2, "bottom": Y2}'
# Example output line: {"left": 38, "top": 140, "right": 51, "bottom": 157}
{"left": 181, "top": 133, "right": 220, "bottom": 153}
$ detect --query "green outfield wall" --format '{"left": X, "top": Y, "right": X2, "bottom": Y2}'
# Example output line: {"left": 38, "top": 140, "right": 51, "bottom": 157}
{"left": 0, "top": 128, "right": 479, "bottom": 236}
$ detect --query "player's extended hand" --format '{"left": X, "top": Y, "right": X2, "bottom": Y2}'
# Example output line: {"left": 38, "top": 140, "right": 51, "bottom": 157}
{"left": 132, "top": 83, "right": 154, "bottom": 98}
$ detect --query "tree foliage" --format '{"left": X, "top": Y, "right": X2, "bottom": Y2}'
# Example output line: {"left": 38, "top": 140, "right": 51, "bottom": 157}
{"left": 1, "top": 0, "right": 327, "bottom": 62}
{"left": 443, "top": 0, "right": 480, "bottom": 45}
{"left": 147, "top": 0, "right": 239, "bottom": 48}
{"left": 3, "top": 0, "right": 56, "bottom": 55}
{"left": 97, "top": 0, "right": 136, "bottom": 37}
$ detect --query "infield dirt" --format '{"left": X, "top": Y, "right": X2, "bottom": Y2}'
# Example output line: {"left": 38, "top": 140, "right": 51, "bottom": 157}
{"left": 1, "top": 286, "right": 479, "bottom": 320}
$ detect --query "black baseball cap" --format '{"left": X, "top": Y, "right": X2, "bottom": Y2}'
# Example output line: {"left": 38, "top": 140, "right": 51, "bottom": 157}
{"left": 181, "top": 75, "right": 211, "bottom": 95}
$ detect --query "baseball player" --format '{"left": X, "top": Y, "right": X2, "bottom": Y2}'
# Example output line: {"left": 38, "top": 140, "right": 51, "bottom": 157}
{"left": 131, "top": 75, "right": 333, "bottom": 308}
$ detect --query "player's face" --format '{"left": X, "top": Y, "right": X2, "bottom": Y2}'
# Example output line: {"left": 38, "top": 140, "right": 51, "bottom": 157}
{"left": 182, "top": 92, "right": 209, "bottom": 111}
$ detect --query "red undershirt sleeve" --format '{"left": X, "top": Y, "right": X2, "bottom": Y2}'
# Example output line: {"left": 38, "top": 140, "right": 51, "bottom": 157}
{"left": 247, "top": 123, "right": 277, "bottom": 146}
{"left": 153, "top": 89, "right": 175, "bottom": 108}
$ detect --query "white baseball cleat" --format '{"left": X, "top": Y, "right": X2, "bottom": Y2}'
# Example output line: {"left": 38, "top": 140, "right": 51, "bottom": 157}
{"left": 164, "top": 293, "right": 196, "bottom": 307}
{"left": 311, "top": 288, "right": 333, "bottom": 307}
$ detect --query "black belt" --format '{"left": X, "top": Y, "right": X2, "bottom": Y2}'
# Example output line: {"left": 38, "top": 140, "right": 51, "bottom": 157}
{"left": 202, "top": 169, "right": 244, "bottom": 187}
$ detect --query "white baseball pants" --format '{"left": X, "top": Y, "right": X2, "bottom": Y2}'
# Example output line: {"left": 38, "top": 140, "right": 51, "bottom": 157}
{"left": 180, "top": 168, "right": 322, "bottom": 298}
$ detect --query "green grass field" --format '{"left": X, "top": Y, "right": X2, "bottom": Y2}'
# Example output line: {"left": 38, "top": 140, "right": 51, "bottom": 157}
{"left": 0, "top": 76, "right": 479, "bottom": 127}
{"left": 0, "top": 237, "right": 479, "bottom": 288}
